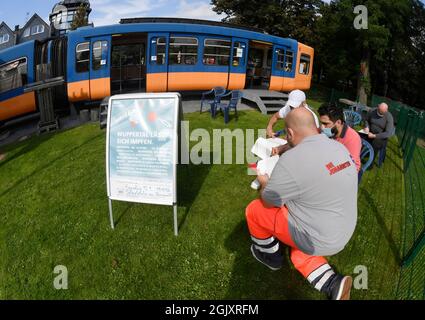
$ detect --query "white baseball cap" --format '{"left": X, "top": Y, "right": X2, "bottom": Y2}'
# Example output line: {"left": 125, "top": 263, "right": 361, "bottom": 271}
{"left": 285, "top": 90, "right": 306, "bottom": 108}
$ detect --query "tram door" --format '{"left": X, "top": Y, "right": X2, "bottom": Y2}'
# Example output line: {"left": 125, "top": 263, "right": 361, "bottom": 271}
{"left": 272, "top": 45, "right": 295, "bottom": 91}
{"left": 90, "top": 35, "right": 111, "bottom": 100}
{"left": 147, "top": 33, "right": 169, "bottom": 92}
{"left": 229, "top": 38, "right": 248, "bottom": 90}
{"left": 111, "top": 33, "right": 147, "bottom": 94}
{"left": 246, "top": 41, "right": 273, "bottom": 89}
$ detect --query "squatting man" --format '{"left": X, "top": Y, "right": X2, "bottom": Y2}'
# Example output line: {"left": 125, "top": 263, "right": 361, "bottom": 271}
{"left": 246, "top": 107, "right": 358, "bottom": 300}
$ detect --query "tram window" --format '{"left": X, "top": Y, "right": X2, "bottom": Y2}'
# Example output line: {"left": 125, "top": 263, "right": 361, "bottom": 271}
{"left": 277, "top": 49, "right": 294, "bottom": 72}
{"left": 76, "top": 42, "right": 90, "bottom": 73}
{"left": 151, "top": 37, "right": 166, "bottom": 65}
{"left": 276, "top": 49, "right": 285, "bottom": 71}
{"left": 285, "top": 50, "right": 294, "bottom": 72}
{"left": 203, "top": 39, "right": 231, "bottom": 66}
{"left": 169, "top": 37, "right": 198, "bottom": 65}
{"left": 232, "top": 42, "right": 245, "bottom": 67}
{"left": 0, "top": 58, "right": 28, "bottom": 94}
{"left": 299, "top": 54, "right": 311, "bottom": 75}
{"left": 92, "top": 41, "right": 108, "bottom": 71}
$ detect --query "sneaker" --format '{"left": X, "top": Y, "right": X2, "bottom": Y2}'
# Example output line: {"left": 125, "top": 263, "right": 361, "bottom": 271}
{"left": 251, "top": 179, "right": 261, "bottom": 190}
{"left": 250, "top": 245, "right": 283, "bottom": 271}
{"left": 328, "top": 274, "right": 353, "bottom": 300}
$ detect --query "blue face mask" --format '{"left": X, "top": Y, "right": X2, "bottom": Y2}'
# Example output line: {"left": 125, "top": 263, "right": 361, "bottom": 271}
{"left": 322, "top": 127, "right": 335, "bottom": 138}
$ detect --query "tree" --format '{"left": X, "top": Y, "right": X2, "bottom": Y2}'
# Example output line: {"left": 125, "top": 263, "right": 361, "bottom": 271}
{"left": 211, "top": 0, "right": 322, "bottom": 44}
{"left": 211, "top": 0, "right": 425, "bottom": 109}
{"left": 70, "top": 4, "right": 89, "bottom": 31}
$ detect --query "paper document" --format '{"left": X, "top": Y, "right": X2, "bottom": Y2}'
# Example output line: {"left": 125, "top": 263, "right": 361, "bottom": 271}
{"left": 251, "top": 137, "right": 287, "bottom": 178}
{"left": 251, "top": 137, "right": 287, "bottom": 160}
{"left": 257, "top": 155, "right": 280, "bottom": 177}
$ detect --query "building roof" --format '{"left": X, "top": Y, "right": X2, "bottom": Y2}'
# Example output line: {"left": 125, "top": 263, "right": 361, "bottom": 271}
{"left": 0, "top": 22, "right": 14, "bottom": 35}
{"left": 19, "top": 13, "right": 50, "bottom": 36}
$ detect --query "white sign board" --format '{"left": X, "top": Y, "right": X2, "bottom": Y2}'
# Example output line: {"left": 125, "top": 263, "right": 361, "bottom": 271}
{"left": 106, "top": 93, "right": 181, "bottom": 234}
{"left": 236, "top": 48, "right": 244, "bottom": 58}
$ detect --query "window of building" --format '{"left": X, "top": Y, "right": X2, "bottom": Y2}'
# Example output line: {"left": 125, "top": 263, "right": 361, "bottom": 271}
{"left": 203, "top": 39, "right": 231, "bottom": 66}
{"left": 0, "top": 58, "right": 28, "bottom": 94}
{"left": 67, "top": 11, "right": 75, "bottom": 23}
{"left": 92, "top": 41, "right": 108, "bottom": 70}
{"left": 0, "top": 34, "right": 10, "bottom": 45}
{"left": 169, "top": 37, "right": 198, "bottom": 65}
{"left": 232, "top": 42, "right": 245, "bottom": 67}
{"left": 299, "top": 54, "right": 311, "bottom": 75}
{"left": 31, "top": 25, "right": 45, "bottom": 35}
{"left": 76, "top": 42, "right": 90, "bottom": 73}
{"left": 23, "top": 28, "right": 30, "bottom": 38}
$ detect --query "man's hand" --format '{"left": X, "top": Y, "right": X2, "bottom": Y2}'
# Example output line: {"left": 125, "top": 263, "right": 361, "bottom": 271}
{"left": 266, "top": 127, "right": 275, "bottom": 138}
{"left": 271, "top": 144, "right": 291, "bottom": 156}
{"left": 368, "top": 132, "right": 376, "bottom": 139}
{"left": 257, "top": 174, "right": 270, "bottom": 190}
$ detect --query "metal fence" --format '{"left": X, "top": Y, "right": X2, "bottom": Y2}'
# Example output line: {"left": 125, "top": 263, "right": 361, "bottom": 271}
{"left": 371, "top": 95, "right": 425, "bottom": 299}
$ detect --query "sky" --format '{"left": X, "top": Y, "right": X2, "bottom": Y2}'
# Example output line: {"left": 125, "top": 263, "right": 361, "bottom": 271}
{"left": 0, "top": 0, "right": 224, "bottom": 28}
{"left": 0, "top": 0, "right": 424, "bottom": 29}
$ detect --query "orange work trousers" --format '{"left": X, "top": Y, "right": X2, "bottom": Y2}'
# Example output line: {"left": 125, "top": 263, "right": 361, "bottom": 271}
{"left": 246, "top": 199, "right": 328, "bottom": 279}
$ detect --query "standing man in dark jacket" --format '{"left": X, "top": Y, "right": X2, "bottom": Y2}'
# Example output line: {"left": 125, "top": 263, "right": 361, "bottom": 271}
{"left": 364, "top": 103, "right": 395, "bottom": 167}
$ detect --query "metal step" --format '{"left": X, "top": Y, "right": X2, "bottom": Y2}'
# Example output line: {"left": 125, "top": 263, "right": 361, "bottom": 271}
{"left": 38, "top": 119, "right": 59, "bottom": 135}
{"left": 265, "top": 107, "right": 283, "bottom": 112}
{"left": 263, "top": 100, "right": 286, "bottom": 105}
{"left": 241, "top": 90, "right": 288, "bottom": 115}
{"left": 99, "top": 97, "right": 110, "bottom": 130}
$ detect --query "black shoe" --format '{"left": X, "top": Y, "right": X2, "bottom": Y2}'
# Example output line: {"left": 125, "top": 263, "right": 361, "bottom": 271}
{"left": 325, "top": 274, "right": 353, "bottom": 300}
{"left": 250, "top": 245, "right": 283, "bottom": 271}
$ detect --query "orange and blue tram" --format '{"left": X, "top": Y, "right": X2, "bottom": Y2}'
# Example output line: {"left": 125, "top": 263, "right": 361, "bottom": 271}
{"left": 0, "top": 18, "right": 314, "bottom": 125}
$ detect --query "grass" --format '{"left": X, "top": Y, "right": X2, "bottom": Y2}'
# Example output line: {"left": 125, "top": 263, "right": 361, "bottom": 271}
{"left": 396, "top": 143, "right": 425, "bottom": 299}
{"left": 0, "top": 100, "right": 407, "bottom": 300}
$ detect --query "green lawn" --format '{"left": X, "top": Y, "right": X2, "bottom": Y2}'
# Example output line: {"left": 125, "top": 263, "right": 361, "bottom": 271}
{"left": 0, "top": 105, "right": 406, "bottom": 300}
{"left": 396, "top": 142, "right": 425, "bottom": 299}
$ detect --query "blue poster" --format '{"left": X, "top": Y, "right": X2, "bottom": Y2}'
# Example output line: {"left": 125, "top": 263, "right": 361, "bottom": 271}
{"left": 107, "top": 95, "right": 178, "bottom": 206}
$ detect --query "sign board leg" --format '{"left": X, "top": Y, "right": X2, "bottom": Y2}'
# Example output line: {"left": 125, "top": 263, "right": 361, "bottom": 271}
{"left": 109, "top": 199, "right": 115, "bottom": 230}
{"left": 174, "top": 204, "right": 178, "bottom": 236}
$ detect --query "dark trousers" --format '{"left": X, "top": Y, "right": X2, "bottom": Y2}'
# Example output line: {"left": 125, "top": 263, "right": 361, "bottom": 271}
{"left": 367, "top": 137, "right": 388, "bottom": 168}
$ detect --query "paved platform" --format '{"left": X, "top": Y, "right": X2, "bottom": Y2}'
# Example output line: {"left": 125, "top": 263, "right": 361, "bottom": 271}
{"left": 0, "top": 97, "right": 258, "bottom": 148}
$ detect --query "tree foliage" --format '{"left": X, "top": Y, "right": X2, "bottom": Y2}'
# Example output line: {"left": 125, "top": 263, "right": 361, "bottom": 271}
{"left": 70, "top": 4, "right": 89, "bottom": 31}
{"left": 211, "top": 0, "right": 425, "bottom": 109}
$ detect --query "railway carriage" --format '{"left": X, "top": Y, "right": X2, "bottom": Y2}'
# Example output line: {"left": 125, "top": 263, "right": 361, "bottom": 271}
{"left": 0, "top": 18, "right": 314, "bottom": 124}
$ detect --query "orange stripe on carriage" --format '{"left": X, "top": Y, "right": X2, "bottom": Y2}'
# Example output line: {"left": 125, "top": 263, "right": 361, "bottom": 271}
{"left": 167, "top": 72, "right": 229, "bottom": 91}
{"left": 68, "top": 80, "right": 90, "bottom": 102}
{"left": 0, "top": 92, "right": 36, "bottom": 122}
{"left": 228, "top": 73, "right": 246, "bottom": 90}
{"left": 270, "top": 76, "right": 312, "bottom": 92}
{"left": 90, "top": 78, "right": 111, "bottom": 101}
{"left": 270, "top": 76, "right": 283, "bottom": 91}
{"left": 148, "top": 72, "right": 246, "bottom": 92}
{"left": 147, "top": 73, "right": 168, "bottom": 92}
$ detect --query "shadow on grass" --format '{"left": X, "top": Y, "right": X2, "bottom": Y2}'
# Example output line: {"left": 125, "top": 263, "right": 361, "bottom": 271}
{"left": 0, "top": 134, "right": 53, "bottom": 169}
{"left": 223, "top": 220, "right": 307, "bottom": 300}
{"left": 0, "top": 133, "right": 103, "bottom": 199}
{"left": 114, "top": 203, "right": 135, "bottom": 227}
{"left": 384, "top": 141, "right": 404, "bottom": 172}
{"left": 362, "top": 190, "right": 403, "bottom": 265}
{"left": 178, "top": 162, "right": 212, "bottom": 230}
